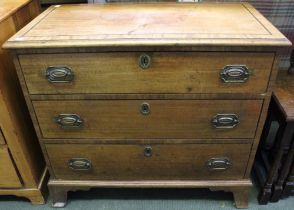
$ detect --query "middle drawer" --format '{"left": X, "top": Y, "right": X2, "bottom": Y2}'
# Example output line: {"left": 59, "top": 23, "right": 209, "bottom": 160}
{"left": 33, "top": 100, "right": 262, "bottom": 139}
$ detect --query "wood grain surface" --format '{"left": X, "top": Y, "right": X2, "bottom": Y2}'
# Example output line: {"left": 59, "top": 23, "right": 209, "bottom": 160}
{"left": 12, "top": 0, "right": 40, "bottom": 31}
{"left": 0, "top": 0, "right": 43, "bottom": 188}
{"left": 19, "top": 52, "right": 274, "bottom": 94}
{"left": 6, "top": 2, "right": 291, "bottom": 207}
{"left": 274, "top": 70, "right": 294, "bottom": 121}
{"left": 3, "top": 3, "right": 291, "bottom": 48}
{"left": 0, "top": 0, "right": 35, "bottom": 22}
{"left": 46, "top": 143, "right": 251, "bottom": 180}
{"left": 0, "top": 128, "right": 5, "bottom": 145}
{"left": 0, "top": 0, "right": 47, "bottom": 203}
{"left": 273, "top": 87, "right": 294, "bottom": 122}
{"left": 33, "top": 99, "right": 262, "bottom": 139}
{"left": 0, "top": 146, "right": 22, "bottom": 188}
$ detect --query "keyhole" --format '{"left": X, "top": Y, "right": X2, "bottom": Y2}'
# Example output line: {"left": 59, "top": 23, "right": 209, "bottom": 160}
{"left": 139, "top": 54, "right": 151, "bottom": 69}
{"left": 144, "top": 146, "right": 153, "bottom": 157}
{"left": 143, "top": 57, "right": 148, "bottom": 65}
{"left": 140, "top": 102, "right": 150, "bottom": 115}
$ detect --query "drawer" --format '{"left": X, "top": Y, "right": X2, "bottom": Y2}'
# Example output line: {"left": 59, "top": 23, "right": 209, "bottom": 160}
{"left": 19, "top": 52, "right": 274, "bottom": 94}
{"left": 46, "top": 143, "right": 251, "bottom": 180}
{"left": 0, "top": 128, "right": 5, "bottom": 144}
{"left": 0, "top": 146, "right": 22, "bottom": 188}
{"left": 33, "top": 100, "right": 262, "bottom": 139}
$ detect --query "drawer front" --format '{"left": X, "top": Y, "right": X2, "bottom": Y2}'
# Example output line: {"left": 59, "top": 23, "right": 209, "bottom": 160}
{"left": 20, "top": 52, "right": 274, "bottom": 94}
{"left": 46, "top": 143, "right": 251, "bottom": 180}
{"left": 0, "top": 147, "right": 22, "bottom": 188}
{"left": 33, "top": 100, "right": 262, "bottom": 139}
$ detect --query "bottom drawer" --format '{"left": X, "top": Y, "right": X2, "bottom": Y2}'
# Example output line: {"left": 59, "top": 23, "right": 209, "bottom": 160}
{"left": 46, "top": 143, "right": 251, "bottom": 180}
{"left": 0, "top": 146, "right": 22, "bottom": 188}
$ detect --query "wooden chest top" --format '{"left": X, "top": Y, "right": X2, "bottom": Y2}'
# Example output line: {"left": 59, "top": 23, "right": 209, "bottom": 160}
{"left": 4, "top": 3, "right": 291, "bottom": 49}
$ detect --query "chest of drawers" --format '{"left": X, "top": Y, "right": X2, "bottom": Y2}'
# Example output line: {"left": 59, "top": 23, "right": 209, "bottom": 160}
{"left": 0, "top": 0, "right": 47, "bottom": 204}
{"left": 4, "top": 2, "right": 291, "bottom": 208}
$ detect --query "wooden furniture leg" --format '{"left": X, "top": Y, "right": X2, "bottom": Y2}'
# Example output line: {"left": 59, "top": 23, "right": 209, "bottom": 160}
{"left": 288, "top": 49, "right": 294, "bottom": 74}
{"left": 258, "top": 121, "right": 294, "bottom": 204}
{"left": 258, "top": 96, "right": 293, "bottom": 204}
{"left": 232, "top": 187, "right": 250, "bottom": 209}
{"left": 254, "top": 101, "right": 274, "bottom": 203}
{"left": 48, "top": 182, "right": 92, "bottom": 208}
{"left": 49, "top": 186, "right": 68, "bottom": 208}
{"left": 253, "top": 100, "right": 275, "bottom": 195}
{"left": 210, "top": 185, "right": 251, "bottom": 209}
{"left": 271, "top": 135, "right": 294, "bottom": 201}
{"left": 282, "top": 160, "right": 294, "bottom": 197}
{"left": 260, "top": 100, "right": 276, "bottom": 149}
{"left": 257, "top": 91, "right": 294, "bottom": 204}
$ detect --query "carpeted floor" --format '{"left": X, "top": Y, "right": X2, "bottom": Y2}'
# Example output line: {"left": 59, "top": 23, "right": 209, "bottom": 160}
{"left": 0, "top": 184, "right": 293, "bottom": 210}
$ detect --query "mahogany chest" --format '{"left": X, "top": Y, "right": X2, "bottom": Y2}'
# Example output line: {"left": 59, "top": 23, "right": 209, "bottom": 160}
{"left": 3, "top": 3, "right": 291, "bottom": 208}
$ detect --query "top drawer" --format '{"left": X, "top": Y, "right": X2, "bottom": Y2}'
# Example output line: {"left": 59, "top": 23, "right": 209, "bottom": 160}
{"left": 19, "top": 52, "right": 274, "bottom": 95}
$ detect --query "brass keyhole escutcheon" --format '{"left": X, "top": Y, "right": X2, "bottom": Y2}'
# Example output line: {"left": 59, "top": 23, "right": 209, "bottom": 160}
{"left": 139, "top": 54, "right": 151, "bottom": 69}
{"left": 140, "top": 102, "right": 150, "bottom": 115}
{"left": 144, "top": 146, "right": 153, "bottom": 157}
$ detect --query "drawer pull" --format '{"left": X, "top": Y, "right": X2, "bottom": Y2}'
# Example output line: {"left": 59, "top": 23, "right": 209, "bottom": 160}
{"left": 207, "top": 158, "right": 232, "bottom": 171}
{"left": 56, "top": 114, "right": 83, "bottom": 128}
{"left": 220, "top": 65, "right": 249, "bottom": 83}
{"left": 144, "top": 146, "right": 153, "bottom": 157}
{"left": 139, "top": 54, "right": 151, "bottom": 69}
{"left": 68, "top": 158, "right": 91, "bottom": 171}
{"left": 45, "top": 66, "right": 74, "bottom": 83}
{"left": 140, "top": 102, "right": 151, "bottom": 115}
{"left": 211, "top": 114, "right": 239, "bottom": 129}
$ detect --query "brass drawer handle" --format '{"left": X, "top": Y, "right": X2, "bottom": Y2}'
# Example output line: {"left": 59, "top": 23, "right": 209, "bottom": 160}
{"left": 144, "top": 146, "right": 153, "bottom": 157}
{"left": 45, "top": 66, "right": 74, "bottom": 83}
{"left": 56, "top": 114, "right": 83, "bottom": 129}
{"left": 220, "top": 65, "right": 249, "bottom": 83}
{"left": 207, "top": 158, "right": 232, "bottom": 171}
{"left": 139, "top": 53, "right": 151, "bottom": 69}
{"left": 211, "top": 114, "right": 239, "bottom": 129}
{"left": 68, "top": 158, "right": 91, "bottom": 171}
{"left": 140, "top": 102, "right": 151, "bottom": 115}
